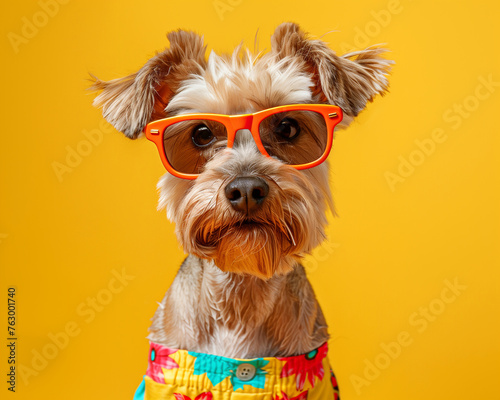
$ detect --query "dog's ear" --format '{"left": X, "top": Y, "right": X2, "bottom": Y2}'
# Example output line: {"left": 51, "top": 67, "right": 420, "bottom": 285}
{"left": 271, "top": 22, "right": 392, "bottom": 125}
{"left": 90, "top": 30, "right": 206, "bottom": 139}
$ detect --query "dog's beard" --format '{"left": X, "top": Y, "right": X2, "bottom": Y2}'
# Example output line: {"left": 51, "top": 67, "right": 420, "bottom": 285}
{"left": 175, "top": 183, "right": 326, "bottom": 280}
{"left": 192, "top": 218, "right": 300, "bottom": 280}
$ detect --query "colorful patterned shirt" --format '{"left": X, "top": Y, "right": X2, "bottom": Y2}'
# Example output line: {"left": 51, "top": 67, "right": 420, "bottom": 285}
{"left": 133, "top": 342, "right": 340, "bottom": 400}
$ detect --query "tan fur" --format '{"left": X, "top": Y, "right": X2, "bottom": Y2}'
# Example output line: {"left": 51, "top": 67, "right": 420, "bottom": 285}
{"left": 271, "top": 22, "right": 392, "bottom": 127}
{"left": 148, "top": 256, "right": 328, "bottom": 358}
{"left": 91, "top": 22, "right": 391, "bottom": 358}
{"left": 90, "top": 30, "right": 207, "bottom": 138}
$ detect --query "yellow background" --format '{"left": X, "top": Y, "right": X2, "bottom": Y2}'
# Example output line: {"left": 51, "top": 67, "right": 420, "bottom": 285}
{"left": 1, "top": 0, "right": 499, "bottom": 399}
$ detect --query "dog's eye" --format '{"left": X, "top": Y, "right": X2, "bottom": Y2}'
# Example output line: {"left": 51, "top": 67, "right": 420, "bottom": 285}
{"left": 275, "top": 118, "right": 300, "bottom": 140}
{"left": 192, "top": 125, "right": 216, "bottom": 147}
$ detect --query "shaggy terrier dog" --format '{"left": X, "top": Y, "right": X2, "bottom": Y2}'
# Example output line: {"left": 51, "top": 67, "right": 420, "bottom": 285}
{"left": 92, "top": 22, "right": 391, "bottom": 400}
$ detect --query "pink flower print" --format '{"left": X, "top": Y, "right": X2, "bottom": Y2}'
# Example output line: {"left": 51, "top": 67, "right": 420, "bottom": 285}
{"left": 279, "top": 344, "right": 328, "bottom": 391}
{"left": 146, "top": 343, "right": 179, "bottom": 383}
{"left": 173, "top": 392, "right": 213, "bottom": 400}
{"left": 274, "top": 390, "right": 309, "bottom": 400}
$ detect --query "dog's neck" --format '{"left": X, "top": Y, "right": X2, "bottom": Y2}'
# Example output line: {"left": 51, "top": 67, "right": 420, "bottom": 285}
{"left": 147, "top": 255, "right": 329, "bottom": 358}
{"left": 198, "top": 261, "right": 287, "bottom": 328}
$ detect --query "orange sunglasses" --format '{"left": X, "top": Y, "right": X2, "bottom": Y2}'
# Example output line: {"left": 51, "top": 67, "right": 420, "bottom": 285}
{"left": 144, "top": 104, "right": 343, "bottom": 180}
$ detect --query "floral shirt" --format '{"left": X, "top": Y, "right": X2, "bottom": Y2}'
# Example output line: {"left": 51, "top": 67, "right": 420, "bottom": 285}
{"left": 133, "top": 342, "right": 340, "bottom": 400}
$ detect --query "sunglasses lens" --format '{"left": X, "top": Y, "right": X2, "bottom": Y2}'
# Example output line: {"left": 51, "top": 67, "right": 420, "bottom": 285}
{"left": 259, "top": 110, "right": 329, "bottom": 166}
{"left": 163, "top": 119, "right": 228, "bottom": 175}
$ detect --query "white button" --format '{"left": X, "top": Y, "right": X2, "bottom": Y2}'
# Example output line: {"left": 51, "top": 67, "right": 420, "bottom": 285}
{"left": 235, "top": 363, "right": 256, "bottom": 381}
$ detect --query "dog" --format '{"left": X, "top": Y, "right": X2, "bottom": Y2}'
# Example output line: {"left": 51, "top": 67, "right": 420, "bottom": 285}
{"left": 91, "top": 22, "right": 391, "bottom": 400}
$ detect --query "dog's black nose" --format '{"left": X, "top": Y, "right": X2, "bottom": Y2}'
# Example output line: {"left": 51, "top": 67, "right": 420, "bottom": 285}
{"left": 225, "top": 177, "right": 269, "bottom": 214}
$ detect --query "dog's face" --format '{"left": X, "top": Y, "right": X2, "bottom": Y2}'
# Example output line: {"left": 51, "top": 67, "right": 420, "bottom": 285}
{"left": 92, "top": 23, "right": 391, "bottom": 279}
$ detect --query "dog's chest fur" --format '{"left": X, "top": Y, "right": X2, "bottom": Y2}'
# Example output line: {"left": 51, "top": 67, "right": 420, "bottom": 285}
{"left": 148, "top": 255, "right": 328, "bottom": 358}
